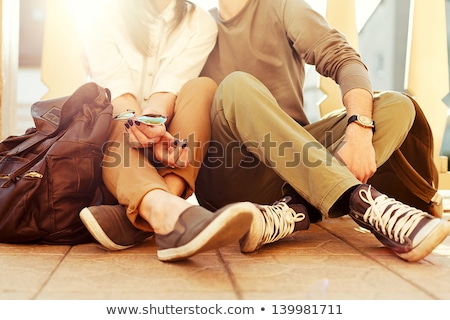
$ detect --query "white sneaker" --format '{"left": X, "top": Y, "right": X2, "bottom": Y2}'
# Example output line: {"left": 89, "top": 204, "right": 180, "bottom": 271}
{"left": 240, "top": 197, "right": 310, "bottom": 253}
{"left": 349, "top": 184, "right": 450, "bottom": 262}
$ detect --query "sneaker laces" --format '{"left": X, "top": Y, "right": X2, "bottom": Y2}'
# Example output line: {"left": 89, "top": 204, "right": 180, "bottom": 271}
{"left": 258, "top": 201, "right": 306, "bottom": 245}
{"left": 358, "top": 186, "right": 429, "bottom": 244}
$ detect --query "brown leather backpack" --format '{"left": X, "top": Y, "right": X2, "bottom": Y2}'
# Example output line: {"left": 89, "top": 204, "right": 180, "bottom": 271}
{"left": 0, "top": 82, "right": 112, "bottom": 244}
{"left": 368, "top": 94, "right": 442, "bottom": 217}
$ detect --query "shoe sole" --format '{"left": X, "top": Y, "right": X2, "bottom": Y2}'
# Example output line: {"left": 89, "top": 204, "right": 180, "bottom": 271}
{"left": 397, "top": 220, "right": 450, "bottom": 262}
{"left": 80, "top": 207, "right": 136, "bottom": 251}
{"left": 239, "top": 207, "right": 265, "bottom": 253}
{"left": 157, "top": 202, "right": 258, "bottom": 262}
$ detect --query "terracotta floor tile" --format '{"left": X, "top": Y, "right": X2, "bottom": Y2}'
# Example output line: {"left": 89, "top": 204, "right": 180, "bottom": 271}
{"left": 0, "top": 207, "right": 449, "bottom": 301}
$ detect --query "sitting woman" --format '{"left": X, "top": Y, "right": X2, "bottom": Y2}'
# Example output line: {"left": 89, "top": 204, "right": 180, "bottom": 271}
{"left": 79, "top": 0, "right": 257, "bottom": 262}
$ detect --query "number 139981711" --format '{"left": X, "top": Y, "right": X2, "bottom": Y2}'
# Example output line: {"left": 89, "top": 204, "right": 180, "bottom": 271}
{"left": 271, "top": 304, "right": 343, "bottom": 315}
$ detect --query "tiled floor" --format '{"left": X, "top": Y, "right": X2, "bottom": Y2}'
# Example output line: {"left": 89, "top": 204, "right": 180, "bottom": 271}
{"left": 7, "top": 68, "right": 450, "bottom": 302}
{"left": 1, "top": 204, "right": 449, "bottom": 301}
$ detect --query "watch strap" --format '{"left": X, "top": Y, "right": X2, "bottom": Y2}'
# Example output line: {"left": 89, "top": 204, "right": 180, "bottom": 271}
{"left": 347, "top": 115, "right": 376, "bottom": 133}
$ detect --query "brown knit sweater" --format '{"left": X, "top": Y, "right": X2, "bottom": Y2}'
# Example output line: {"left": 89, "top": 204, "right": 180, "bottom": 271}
{"left": 201, "top": 0, "right": 373, "bottom": 125}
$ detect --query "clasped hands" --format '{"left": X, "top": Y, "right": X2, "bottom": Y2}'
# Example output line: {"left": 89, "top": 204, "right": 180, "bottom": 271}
{"left": 114, "top": 111, "right": 189, "bottom": 168}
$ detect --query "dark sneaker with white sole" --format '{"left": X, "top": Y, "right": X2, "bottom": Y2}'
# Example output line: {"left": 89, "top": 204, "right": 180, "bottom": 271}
{"left": 240, "top": 196, "right": 310, "bottom": 253}
{"left": 156, "top": 202, "right": 257, "bottom": 262}
{"left": 80, "top": 205, "right": 153, "bottom": 251}
{"left": 349, "top": 184, "right": 450, "bottom": 262}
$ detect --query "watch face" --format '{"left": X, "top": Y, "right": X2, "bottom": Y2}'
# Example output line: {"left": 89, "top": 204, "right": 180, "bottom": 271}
{"left": 357, "top": 115, "right": 373, "bottom": 126}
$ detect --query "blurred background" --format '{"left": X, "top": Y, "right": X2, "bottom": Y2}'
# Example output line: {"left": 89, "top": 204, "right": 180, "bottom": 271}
{"left": 9, "top": 0, "right": 450, "bottom": 158}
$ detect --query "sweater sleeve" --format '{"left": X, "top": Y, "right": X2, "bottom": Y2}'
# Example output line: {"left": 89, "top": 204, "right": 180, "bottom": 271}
{"left": 282, "top": 0, "right": 373, "bottom": 97}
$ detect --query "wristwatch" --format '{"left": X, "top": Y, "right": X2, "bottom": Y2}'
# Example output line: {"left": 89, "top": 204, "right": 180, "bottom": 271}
{"left": 347, "top": 114, "right": 375, "bottom": 133}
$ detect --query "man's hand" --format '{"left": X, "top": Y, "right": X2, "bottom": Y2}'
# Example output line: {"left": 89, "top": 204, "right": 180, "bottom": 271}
{"left": 340, "top": 88, "right": 376, "bottom": 183}
{"left": 335, "top": 124, "right": 376, "bottom": 183}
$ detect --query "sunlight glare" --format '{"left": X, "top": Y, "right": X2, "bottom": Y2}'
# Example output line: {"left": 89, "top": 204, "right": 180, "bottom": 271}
{"left": 65, "top": 0, "right": 382, "bottom": 34}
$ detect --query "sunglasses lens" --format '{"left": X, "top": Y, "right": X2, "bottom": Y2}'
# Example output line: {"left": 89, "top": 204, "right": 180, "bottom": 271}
{"left": 113, "top": 111, "right": 167, "bottom": 125}
{"left": 138, "top": 114, "right": 167, "bottom": 125}
{"left": 113, "top": 111, "right": 135, "bottom": 120}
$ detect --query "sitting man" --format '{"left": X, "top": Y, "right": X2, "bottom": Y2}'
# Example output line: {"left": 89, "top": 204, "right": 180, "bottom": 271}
{"left": 193, "top": 0, "right": 450, "bottom": 262}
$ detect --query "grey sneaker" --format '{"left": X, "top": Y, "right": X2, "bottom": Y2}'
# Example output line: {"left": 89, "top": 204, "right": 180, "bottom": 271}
{"left": 240, "top": 196, "right": 310, "bottom": 253}
{"left": 156, "top": 202, "right": 257, "bottom": 262}
{"left": 80, "top": 205, "right": 153, "bottom": 251}
{"left": 349, "top": 184, "right": 450, "bottom": 262}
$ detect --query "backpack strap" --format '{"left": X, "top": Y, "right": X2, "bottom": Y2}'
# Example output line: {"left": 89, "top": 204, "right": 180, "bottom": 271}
{"left": 1, "top": 132, "right": 52, "bottom": 157}
{"left": 0, "top": 131, "right": 65, "bottom": 188}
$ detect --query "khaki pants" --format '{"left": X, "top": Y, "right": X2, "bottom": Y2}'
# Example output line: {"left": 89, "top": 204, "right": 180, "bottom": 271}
{"left": 102, "top": 77, "right": 217, "bottom": 231}
{"left": 195, "top": 72, "right": 415, "bottom": 219}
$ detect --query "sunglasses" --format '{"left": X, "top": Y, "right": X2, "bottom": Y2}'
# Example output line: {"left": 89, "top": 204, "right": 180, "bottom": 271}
{"left": 113, "top": 110, "right": 167, "bottom": 125}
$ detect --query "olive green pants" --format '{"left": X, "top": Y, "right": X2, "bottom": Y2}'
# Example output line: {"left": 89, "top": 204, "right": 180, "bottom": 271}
{"left": 195, "top": 72, "right": 415, "bottom": 219}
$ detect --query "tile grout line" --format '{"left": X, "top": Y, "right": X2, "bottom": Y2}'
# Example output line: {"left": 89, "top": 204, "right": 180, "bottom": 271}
{"left": 31, "top": 246, "right": 74, "bottom": 300}
{"left": 217, "top": 249, "right": 243, "bottom": 300}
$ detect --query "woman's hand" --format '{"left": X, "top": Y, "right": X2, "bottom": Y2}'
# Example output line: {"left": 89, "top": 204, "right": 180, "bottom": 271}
{"left": 126, "top": 121, "right": 189, "bottom": 168}
{"left": 152, "top": 132, "right": 190, "bottom": 168}
{"left": 126, "top": 120, "right": 167, "bottom": 148}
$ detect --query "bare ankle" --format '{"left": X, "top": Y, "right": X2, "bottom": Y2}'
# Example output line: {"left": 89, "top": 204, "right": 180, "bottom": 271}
{"left": 138, "top": 189, "right": 192, "bottom": 234}
{"left": 164, "top": 173, "right": 188, "bottom": 197}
